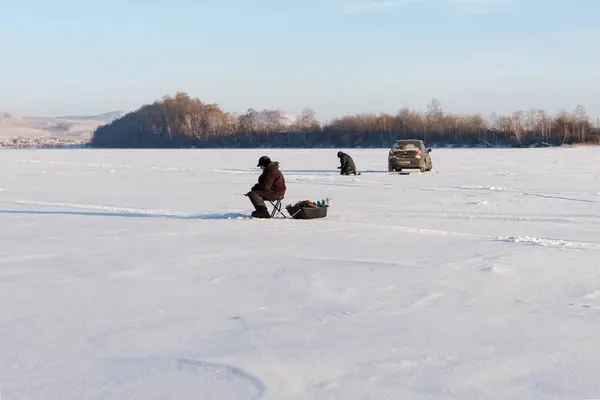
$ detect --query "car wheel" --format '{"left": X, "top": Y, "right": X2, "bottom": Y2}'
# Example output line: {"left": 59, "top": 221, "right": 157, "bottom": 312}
{"left": 420, "top": 164, "right": 427, "bottom": 173}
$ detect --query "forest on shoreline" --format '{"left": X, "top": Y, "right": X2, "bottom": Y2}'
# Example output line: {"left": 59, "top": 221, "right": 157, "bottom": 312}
{"left": 90, "top": 92, "right": 600, "bottom": 148}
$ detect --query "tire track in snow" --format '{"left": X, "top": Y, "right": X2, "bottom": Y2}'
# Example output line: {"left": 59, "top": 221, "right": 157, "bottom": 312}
{"left": 438, "top": 184, "right": 597, "bottom": 203}
{"left": 12, "top": 159, "right": 199, "bottom": 173}
{"left": 396, "top": 211, "right": 600, "bottom": 225}
{"left": 297, "top": 256, "right": 428, "bottom": 269}
{"left": 523, "top": 192, "right": 595, "bottom": 203}
{"left": 286, "top": 175, "right": 598, "bottom": 204}
{"left": 496, "top": 235, "right": 600, "bottom": 250}
{"left": 0, "top": 198, "right": 272, "bottom": 220}
{"left": 339, "top": 221, "right": 600, "bottom": 251}
{"left": 0, "top": 198, "right": 189, "bottom": 217}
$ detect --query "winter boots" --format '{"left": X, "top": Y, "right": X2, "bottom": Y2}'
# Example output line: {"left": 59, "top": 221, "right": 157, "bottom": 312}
{"left": 251, "top": 205, "right": 271, "bottom": 219}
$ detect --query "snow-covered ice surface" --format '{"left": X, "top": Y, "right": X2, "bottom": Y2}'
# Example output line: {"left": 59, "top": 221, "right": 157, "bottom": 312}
{"left": 1, "top": 147, "right": 600, "bottom": 399}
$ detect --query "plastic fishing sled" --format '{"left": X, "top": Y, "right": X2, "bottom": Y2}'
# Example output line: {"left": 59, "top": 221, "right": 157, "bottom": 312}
{"left": 285, "top": 200, "right": 328, "bottom": 220}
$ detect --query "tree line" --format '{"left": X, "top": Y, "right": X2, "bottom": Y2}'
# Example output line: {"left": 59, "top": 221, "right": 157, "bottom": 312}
{"left": 90, "top": 92, "right": 600, "bottom": 148}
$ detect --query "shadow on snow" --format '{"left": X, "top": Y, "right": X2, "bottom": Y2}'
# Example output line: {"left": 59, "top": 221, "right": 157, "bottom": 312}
{"left": 0, "top": 210, "right": 251, "bottom": 220}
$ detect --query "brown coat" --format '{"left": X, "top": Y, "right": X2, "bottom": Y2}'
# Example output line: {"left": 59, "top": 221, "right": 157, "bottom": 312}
{"left": 252, "top": 162, "right": 286, "bottom": 200}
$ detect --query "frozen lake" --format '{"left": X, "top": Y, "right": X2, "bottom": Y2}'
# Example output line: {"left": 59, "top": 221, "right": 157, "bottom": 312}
{"left": 1, "top": 147, "right": 599, "bottom": 399}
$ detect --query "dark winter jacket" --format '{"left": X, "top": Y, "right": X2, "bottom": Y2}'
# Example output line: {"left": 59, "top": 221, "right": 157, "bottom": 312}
{"left": 252, "top": 162, "right": 286, "bottom": 200}
{"left": 338, "top": 152, "right": 356, "bottom": 175}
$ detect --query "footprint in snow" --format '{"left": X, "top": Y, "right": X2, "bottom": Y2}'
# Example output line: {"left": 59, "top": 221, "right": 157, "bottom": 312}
{"left": 479, "top": 264, "right": 508, "bottom": 274}
{"left": 565, "top": 302, "right": 600, "bottom": 310}
{"left": 408, "top": 292, "right": 443, "bottom": 308}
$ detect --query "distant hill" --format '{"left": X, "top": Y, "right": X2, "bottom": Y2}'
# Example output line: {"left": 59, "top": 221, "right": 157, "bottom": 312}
{"left": 0, "top": 111, "right": 126, "bottom": 141}
{"left": 55, "top": 111, "right": 126, "bottom": 123}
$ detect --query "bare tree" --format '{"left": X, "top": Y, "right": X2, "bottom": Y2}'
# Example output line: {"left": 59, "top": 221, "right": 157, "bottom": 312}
{"left": 426, "top": 98, "right": 443, "bottom": 135}
{"left": 293, "top": 108, "right": 320, "bottom": 132}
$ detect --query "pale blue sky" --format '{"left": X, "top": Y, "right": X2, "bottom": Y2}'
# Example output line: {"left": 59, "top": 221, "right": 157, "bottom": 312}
{"left": 1, "top": 0, "right": 599, "bottom": 120}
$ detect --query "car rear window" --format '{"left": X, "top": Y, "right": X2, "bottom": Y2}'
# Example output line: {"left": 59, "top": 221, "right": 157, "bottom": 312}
{"left": 393, "top": 141, "right": 421, "bottom": 150}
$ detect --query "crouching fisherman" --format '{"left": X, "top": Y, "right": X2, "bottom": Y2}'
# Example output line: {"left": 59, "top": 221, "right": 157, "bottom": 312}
{"left": 337, "top": 151, "right": 358, "bottom": 175}
{"left": 246, "top": 156, "right": 286, "bottom": 218}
